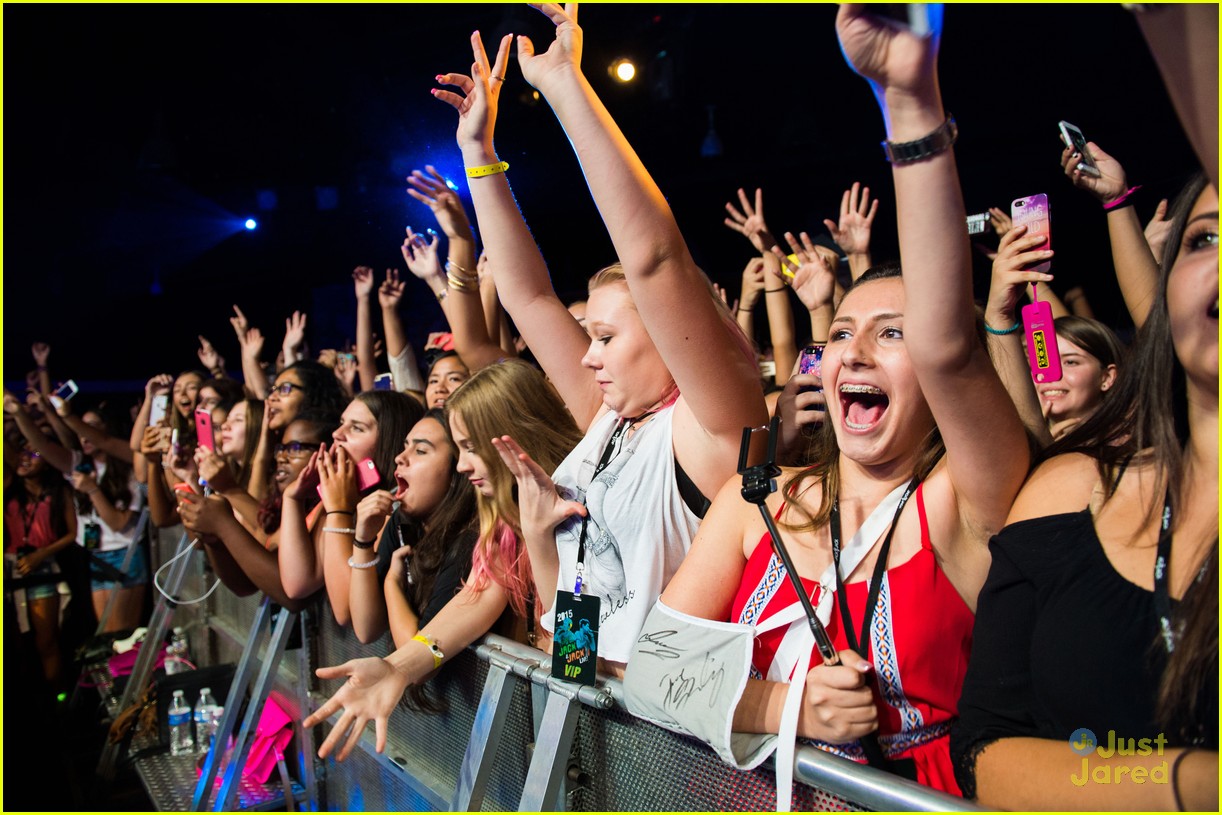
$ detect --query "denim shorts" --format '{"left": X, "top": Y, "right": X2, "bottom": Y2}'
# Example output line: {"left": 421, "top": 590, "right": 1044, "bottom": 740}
{"left": 90, "top": 545, "right": 149, "bottom": 592}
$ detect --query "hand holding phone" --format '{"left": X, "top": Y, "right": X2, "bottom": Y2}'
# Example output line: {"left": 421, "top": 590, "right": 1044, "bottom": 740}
{"left": 1057, "top": 121, "right": 1102, "bottom": 178}
{"left": 149, "top": 394, "right": 169, "bottom": 426}
{"left": 194, "top": 408, "right": 216, "bottom": 452}
{"left": 1011, "top": 195, "right": 1051, "bottom": 274}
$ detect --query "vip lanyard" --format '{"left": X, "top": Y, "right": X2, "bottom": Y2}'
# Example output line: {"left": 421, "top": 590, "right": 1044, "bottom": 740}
{"left": 19, "top": 495, "right": 49, "bottom": 547}
{"left": 829, "top": 479, "right": 916, "bottom": 658}
{"left": 573, "top": 415, "right": 641, "bottom": 597}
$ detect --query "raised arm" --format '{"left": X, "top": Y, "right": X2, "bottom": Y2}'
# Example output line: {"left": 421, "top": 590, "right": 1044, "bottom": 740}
{"left": 31, "top": 343, "right": 51, "bottom": 396}
{"left": 377, "top": 269, "right": 425, "bottom": 392}
{"left": 57, "top": 400, "right": 134, "bottom": 464}
{"left": 401, "top": 226, "right": 502, "bottom": 373}
{"left": 352, "top": 267, "right": 378, "bottom": 393}
{"left": 3, "top": 394, "right": 74, "bottom": 474}
{"left": 230, "top": 306, "right": 270, "bottom": 398}
{"left": 1060, "top": 140, "right": 1160, "bottom": 327}
{"left": 197, "top": 334, "right": 227, "bottom": 380}
{"left": 517, "top": 5, "right": 766, "bottom": 478}
{"left": 432, "top": 30, "right": 601, "bottom": 427}
{"left": 282, "top": 311, "right": 308, "bottom": 367}
{"left": 277, "top": 449, "right": 326, "bottom": 599}
{"left": 836, "top": 5, "right": 1028, "bottom": 542}
{"left": 985, "top": 225, "right": 1055, "bottom": 449}
{"left": 346, "top": 491, "right": 396, "bottom": 643}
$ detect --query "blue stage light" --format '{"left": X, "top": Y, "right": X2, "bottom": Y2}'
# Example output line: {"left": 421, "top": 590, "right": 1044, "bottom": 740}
{"left": 244, "top": 218, "right": 257, "bottom": 230}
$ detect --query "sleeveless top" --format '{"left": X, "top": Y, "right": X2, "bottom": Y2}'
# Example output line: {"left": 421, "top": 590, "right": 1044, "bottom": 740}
{"left": 5, "top": 495, "right": 56, "bottom": 553}
{"left": 730, "top": 484, "right": 972, "bottom": 795}
{"left": 543, "top": 405, "right": 701, "bottom": 662}
{"left": 950, "top": 509, "right": 1217, "bottom": 799}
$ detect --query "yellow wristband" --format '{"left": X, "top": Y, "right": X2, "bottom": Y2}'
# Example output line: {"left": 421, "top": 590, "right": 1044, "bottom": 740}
{"left": 413, "top": 633, "right": 444, "bottom": 669}
{"left": 465, "top": 160, "right": 509, "bottom": 178}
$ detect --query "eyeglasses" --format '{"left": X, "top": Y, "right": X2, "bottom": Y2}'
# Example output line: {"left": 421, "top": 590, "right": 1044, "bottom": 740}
{"left": 274, "top": 441, "right": 313, "bottom": 458}
{"left": 20, "top": 450, "right": 40, "bottom": 459}
{"left": 269, "top": 382, "right": 304, "bottom": 397}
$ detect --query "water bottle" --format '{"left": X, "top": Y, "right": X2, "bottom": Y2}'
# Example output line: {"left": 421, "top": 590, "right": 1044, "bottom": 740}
{"left": 194, "top": 687, "right": 218, "bottom": 755}
{"left": 165, "top": 627, "right": 189, "bottom": 675}
{"left": 169, "top": 690, "right": 194, "bottom": 756}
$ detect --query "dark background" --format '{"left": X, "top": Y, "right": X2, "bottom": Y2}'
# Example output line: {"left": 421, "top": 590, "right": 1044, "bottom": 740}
{"left": 3, "top": 3, "right": 1200, "bottom": 400}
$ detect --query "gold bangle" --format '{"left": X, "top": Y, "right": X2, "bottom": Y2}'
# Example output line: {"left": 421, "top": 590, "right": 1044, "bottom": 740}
{"left": 465, "top": 160, "right": 508, "bottom": 178}
{"left": 444, "top": 260, "right": 473, "bottom": 277}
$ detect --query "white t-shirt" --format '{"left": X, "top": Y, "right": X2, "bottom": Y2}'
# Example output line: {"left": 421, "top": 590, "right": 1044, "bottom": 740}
{"left": 542, "top": 405, "right": 700, "bottom": 662}
{"left": 70, "top": 453, "right": 146, "bottom": 552}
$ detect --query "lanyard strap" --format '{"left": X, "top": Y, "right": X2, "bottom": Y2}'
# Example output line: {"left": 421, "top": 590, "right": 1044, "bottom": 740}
{"left": 20, "top": 494, "right": 48, "bottom": 546}
{"left": 574, "top": 415, "right": 641, "bottom": 595}
{"left": 830, "top": 479, "right": 916, "bottom": 658}
{"left": 1152, "top": 488, "right": 1213, "bottom": 654}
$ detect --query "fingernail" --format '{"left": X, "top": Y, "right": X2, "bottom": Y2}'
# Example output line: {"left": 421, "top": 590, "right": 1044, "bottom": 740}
{"left": 435, "top": 74, "right": 444, "bottom": 82}
{"left": 857, "top": 661, "right": 872, "bottom": 672}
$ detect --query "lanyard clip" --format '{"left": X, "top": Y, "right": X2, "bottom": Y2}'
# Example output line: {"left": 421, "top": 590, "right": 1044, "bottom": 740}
{"left": 574, "top": 563, "right": 584, "bottom": 598}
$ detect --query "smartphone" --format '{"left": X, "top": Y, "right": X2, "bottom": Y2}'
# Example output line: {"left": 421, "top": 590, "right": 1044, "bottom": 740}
{"left": 194, "top": 408, "right": 215, "bottom": 452}
{"left": 966, "top": 213, "right": 991, "bottom": 235}
{"left": 316, "top": 457, "right": 382, "bottom": 499}
{"left": 54, "top": 380, "right": 79, "bottom": 402}
{"left": 373, "top": 373, "right": 393, "bottom": 391}
{"left": 148, "top": 394, "right": 169, "bottom": 426}
{"left": 798, "top": 343, "right": 825, "bottom": 389}
{"left": 1011, "top": 195, "right": 1051, "bottom": 273}
{"left": 1022, "top": 298, "right": 1063, "bottom": 383}
{"left": 1058, "top": 120, "right": 1102, "bottom": 178}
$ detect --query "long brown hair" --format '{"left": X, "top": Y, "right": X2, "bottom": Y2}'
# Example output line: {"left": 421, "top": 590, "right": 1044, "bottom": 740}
{"left": 444, "top": 360, "right": 582, "bottom": 618}
{"left": 1045, "top": 172, "right": 1217, "bottom": 744}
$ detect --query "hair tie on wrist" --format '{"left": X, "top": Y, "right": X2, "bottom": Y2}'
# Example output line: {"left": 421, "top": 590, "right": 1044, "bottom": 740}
{"left": 1103, "top": 184, "right": 1143, "bottom": 211}
{"left": 326, "top": 510, "right": 355, "bottom": 516}
{"left": 984, "top": 320, "right": 1022, "bottom": 336}
{"left": 764, "top": 287, "right": 787, "bottom": 293}
{"left": 352, "top": 538, "right": 376, "bottom": 550}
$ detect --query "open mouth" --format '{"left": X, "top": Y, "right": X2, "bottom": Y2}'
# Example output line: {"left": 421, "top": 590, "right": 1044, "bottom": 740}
{"left": 1041, "top": 388, "right": 1068, "bottom": 399}
{"left": 393, "top": 473, "right": 409, "bottom": 500}
{"left": 839, "top": 384, "right": 889, "bottom": 432}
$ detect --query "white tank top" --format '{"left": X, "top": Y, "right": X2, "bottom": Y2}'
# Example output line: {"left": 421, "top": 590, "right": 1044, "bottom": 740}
{"left": 543, "top": 405, "right": 701, "bottom": 662}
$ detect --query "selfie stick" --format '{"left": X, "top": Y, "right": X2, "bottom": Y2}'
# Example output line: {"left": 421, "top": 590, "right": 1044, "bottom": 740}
{"left": 738, "top": 417, "right": 840, "bottom": 667}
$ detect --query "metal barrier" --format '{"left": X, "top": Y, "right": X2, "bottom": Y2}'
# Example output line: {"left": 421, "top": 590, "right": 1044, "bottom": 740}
{"left": 194, "top": 583, "right": 984, "bottom": 811}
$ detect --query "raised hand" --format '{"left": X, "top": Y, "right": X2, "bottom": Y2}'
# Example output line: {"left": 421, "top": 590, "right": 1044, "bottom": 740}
{"left": 334, "top": 355, "right": 358, "bottom": 398}
{"left": 1060, "top": 141, "right": 1127, "bottom": 205}
{"left": 400, "top": 227, "right": 443, "bottom": 281}
{"left": 406, "top": 166, "right": 473, "bottom": 239}
{"left": 723, "top": 188, "right": 777, "bottom": 253}
{"left": 378, "top": 269, "right": 406, "bottom": 309}
{"left": 243, "top": 327, "right": 265, "bottom": 360}
{"left": 31, "top": 343, "right": 50, "bottom": 368}
{"left": 432, "top": 31, "right": 514, "bottom": 151}
{"left": 985, "top": 225, "right": 1055, "bottom": 330}
{"left": 317, "top": 444, "right": 358, "bottom": 514}
{"left": 303, "top": 657, "right": 411, "bottom": 760}
{"left": 822, "top": 182, "right": 878, "bottom": 256}
{"left": 737, "top": 257, "right": 767, "bottom": 312}
{"left": 229, "top": 304, "right": 250, "bottom": 344}
{"left": 987, "top": 206, "right": 1012, "bottom": 237}
{"left": 835, "top": 4, "right": 942, "bottom": 98}
{"left": 772, "top": 232, "right": 837, "bottom": 313}
{"left": 1143, "top": 198, "right": 1173, "bottom": 261}
{"left": 516, "top": 3, "right": 583, "bottom": 93}
{"left": 197, "top": 335, "right": 224, "bottom": 371}
{"left": 352, "top": 266, "right": 376, "bottom": 299}
{"left": 355, "top": 490, "right": 396, "bottom": 543}
{"left": 145, "top": 373, "right": 173, "bottom": 400}
{"left": 283, "top": 311, "right": 308, "bottom": 359}
{"left": 3, "top": 391, "right": 25, "bottom": 416}
{"left": 490, "top": 434, "right": 585, "bottom": 540}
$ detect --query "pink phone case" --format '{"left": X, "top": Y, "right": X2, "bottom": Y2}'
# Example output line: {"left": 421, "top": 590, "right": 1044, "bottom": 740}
{"left": 1011, "top": 194, "right": 1051, "bottom": 273}
{"left": 316, "top": 457, "right": 381, "bottom": 499}
{"left": 1022, "top": 299, "right": 1063, "bottom": 383}
{"left": 194, "top": 408, "right": 215, "bottom": 452}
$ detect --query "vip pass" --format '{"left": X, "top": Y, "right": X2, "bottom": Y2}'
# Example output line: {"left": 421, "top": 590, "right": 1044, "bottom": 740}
{"left": 465, "top": 160, "right": 509, "bottom": 178}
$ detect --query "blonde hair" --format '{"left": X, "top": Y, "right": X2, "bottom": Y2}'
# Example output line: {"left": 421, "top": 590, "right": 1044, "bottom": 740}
{"left": 445, "top": 360, "right": 583, "bottom": 616}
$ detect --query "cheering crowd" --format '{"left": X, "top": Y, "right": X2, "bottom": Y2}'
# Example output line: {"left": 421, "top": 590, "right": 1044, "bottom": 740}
{"left": 4, "top": 5, "right": 1216, "bottom": 810}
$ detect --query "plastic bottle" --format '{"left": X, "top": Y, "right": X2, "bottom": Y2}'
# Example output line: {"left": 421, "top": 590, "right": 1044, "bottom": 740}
{"left": 194, "top": 687, "right": 218, "bottom": 755}
{"left": 169, "top": 689, "right": 194, "bottom": 756}
{"left": 165, "top": 627, "right": 189, "bottom": 675}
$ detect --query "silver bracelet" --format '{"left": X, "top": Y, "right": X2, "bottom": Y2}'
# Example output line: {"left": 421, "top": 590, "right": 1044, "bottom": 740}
{"left": 347, "top": 555, "right": 379, "bottom": 570}
{"left": 322, "top": 526, "right": 356, "bottom": 535}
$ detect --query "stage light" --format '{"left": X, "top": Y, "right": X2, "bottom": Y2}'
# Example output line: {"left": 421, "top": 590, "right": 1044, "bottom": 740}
{"left": 244, "top": 218, "right": 257, "bottom": 230}
{"left": 609, "top": 58, "right": 636, "bottom": 83}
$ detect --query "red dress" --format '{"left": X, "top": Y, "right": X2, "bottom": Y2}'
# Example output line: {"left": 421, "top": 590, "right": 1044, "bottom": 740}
{"left": 729, "top": 484, "right": 972, "bottom": 795}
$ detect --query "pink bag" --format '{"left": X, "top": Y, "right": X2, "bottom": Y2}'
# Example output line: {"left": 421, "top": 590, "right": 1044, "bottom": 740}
{"left": 244, "top": 696, "right": 294, "bottom": 783}
{"left": 107, "top": 641, "right": 167, "bottom": 677}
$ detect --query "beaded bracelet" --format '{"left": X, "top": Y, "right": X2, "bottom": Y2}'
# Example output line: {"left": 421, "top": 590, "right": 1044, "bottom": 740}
{"left": 347, "top": 555, "right": 379, "bottom": 570}
{"left": 322, "top": 526, "right": 356, "bottom": 535}
{"left": 984, "top": 320, "right": 1022, "bottom": 336}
